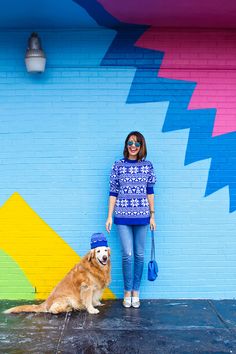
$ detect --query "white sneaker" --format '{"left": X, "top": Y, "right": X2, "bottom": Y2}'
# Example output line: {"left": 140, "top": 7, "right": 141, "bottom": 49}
{"left": 123, "top": 297, "right": 132, "bottom": 308}
{"left": 131, "top": 297, "right": 140, "bottom": 308}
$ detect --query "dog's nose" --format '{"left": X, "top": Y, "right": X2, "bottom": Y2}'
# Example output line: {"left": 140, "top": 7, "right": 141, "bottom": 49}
{"left": 103, "top": 255, "right": 107, "bottom": 261}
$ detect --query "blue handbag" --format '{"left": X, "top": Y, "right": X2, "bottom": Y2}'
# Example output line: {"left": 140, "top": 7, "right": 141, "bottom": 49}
{"left": 148, "top": 230, "right": 158, "bottom": 281}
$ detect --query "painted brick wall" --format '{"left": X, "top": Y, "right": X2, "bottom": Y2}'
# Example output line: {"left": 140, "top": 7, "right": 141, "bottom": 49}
{"left": 0, "top": 28, "right": 236, "bottom": 300}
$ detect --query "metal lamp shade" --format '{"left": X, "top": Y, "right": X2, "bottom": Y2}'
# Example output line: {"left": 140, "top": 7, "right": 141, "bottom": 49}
{"left": 25, "top": 33, "right": 46, "bottom": 73}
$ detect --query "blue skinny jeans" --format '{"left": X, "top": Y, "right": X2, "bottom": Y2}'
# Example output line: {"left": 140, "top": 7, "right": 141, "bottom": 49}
{"left": 116, "top": 224, "right": 148, "bottom": 292}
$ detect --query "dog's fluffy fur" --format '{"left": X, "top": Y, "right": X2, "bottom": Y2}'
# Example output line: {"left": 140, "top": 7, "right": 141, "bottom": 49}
{"left": 4, "top": 247, "right": 111, "bottom": 315}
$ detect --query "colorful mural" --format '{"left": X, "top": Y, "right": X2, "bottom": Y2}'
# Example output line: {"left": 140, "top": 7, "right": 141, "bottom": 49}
{"left": 75, "top": 0, "right": 236, "bottom": 212}
{"left": 1, "top": 0, "right": 236, "bottom": 300}
{"left": 0, "top": 27, "right": 165, "bottom": 299}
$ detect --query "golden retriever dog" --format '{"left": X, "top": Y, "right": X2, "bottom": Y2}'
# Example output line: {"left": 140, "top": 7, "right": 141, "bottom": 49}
{"left": 4, "top": 245, "right": 111, "bottom": 315}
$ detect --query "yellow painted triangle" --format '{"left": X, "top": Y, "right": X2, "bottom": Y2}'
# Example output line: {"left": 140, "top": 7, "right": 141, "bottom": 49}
{"left": 0, "top": 192, "right": 115, "bottom": 300}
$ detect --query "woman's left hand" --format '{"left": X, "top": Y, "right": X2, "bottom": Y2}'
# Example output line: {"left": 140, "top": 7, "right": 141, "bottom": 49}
{"left": 150, "top": 217, "right": 156, "bottom": 231}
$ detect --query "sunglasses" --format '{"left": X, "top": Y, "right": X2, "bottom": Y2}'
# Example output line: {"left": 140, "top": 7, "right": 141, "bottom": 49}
{"left": 127, "top": 140, "right": 141, "bottom": 148}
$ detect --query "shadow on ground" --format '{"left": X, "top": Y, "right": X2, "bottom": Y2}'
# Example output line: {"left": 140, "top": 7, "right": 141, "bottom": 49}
{"left": 0, "top": 299, "right": 236, "bottom": 353}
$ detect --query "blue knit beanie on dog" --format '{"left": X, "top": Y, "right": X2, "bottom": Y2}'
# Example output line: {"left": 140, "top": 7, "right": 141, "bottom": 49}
{"left": 90, "top": 233, "right": 108, "bottom": 249}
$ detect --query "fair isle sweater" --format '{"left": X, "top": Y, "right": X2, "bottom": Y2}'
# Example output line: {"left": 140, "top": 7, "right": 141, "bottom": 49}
{"left": 109, "top": 158, "right": 156, "bottom": 225}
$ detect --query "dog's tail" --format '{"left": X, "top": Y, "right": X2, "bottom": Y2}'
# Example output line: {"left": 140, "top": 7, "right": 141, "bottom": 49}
{"left": 4, "top": 302, "right": 46, "bottom": 314}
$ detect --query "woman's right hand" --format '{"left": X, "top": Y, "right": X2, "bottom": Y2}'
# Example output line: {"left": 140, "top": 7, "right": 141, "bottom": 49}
{"left": 106, "top": 216, "right": 113, "bottom": 233}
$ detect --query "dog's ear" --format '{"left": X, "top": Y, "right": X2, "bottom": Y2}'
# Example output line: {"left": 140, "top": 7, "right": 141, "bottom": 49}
{"left": 88, "top": 249, "right": 95, "bottom": 261}
{"left": 107, "top": 247, "right": 111, "bottom": 257}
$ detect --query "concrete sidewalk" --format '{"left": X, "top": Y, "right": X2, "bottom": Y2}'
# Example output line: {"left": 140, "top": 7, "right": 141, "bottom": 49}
{"left": 0, "top": 299, "right": 236, "bottom": 353}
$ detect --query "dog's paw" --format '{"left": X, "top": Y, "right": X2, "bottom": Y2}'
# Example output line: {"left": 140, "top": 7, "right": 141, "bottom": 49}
{"left": 88, "top": 307, "right": 100, "bottom": 314}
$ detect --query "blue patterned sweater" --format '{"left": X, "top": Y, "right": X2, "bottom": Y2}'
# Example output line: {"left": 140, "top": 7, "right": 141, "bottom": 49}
{"left": 109, "top": 158, "right": 156, "bottom": 225}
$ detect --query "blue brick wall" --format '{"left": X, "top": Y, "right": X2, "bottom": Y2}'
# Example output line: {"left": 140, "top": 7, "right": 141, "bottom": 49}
{"left": 0, "top": 29, "right": 236, "bottom": 299}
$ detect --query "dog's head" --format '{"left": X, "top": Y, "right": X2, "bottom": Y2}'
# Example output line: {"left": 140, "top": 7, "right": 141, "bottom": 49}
{"left": 88, "top": 246, "right": 111, "bottom": 266}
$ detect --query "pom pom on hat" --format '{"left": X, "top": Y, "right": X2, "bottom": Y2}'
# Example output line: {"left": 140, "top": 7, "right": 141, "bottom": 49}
{"left": 90, "top": 233, "right": 108, "bottom": 249}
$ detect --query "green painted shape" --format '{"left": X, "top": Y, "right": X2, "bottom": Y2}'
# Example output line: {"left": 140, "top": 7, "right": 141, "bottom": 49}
{"left": 0, "top": 249, "right": 35, "bottom": 300}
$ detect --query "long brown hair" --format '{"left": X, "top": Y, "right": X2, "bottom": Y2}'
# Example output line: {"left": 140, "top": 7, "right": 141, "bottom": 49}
{"left": 123, "top": 131, "right": 147, "bottom": 161}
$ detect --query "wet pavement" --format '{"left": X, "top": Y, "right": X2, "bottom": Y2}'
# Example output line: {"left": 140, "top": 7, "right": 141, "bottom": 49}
{"left": 0, "top": 299, "right": 236, "bottom": 353}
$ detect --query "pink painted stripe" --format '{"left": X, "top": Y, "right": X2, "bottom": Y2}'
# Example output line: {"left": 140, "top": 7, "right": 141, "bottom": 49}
{"left": 136, "top": 28, "right": 236, "bottom": 137}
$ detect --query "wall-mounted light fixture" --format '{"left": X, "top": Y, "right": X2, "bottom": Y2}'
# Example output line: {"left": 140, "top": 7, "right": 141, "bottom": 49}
{"left": 25, "top": 32, "right": 46, "bottom": 73}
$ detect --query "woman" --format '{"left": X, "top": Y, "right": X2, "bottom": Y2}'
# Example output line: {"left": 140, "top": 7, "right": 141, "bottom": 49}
{"left": 106, "top": 131, "right": 156, "bottom": 308}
